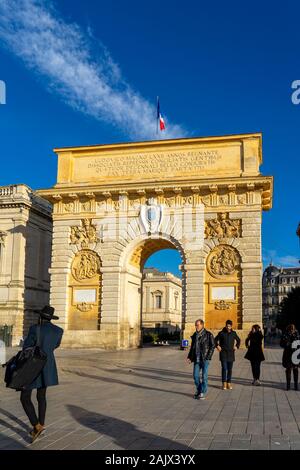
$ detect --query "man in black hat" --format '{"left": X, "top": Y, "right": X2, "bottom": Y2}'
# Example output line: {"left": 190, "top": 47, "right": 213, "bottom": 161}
{"left": 214, "top": 319, "right": 240, "bottom": 390}
{"left": 20, "top": 306, "right": 63, "bottom": 443}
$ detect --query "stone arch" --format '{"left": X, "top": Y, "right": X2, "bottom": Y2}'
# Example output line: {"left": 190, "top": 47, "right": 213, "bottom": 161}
{"left": 119, "top": 233, "right": 187, "bottom": 349}
{"left": 68, "top": 249, "right": 102, "bottom": 331}
{"left": 120, "top": 232, "right": 186, "bottom": 271}
{"left": 204, "top": 243, "right": 242, "bottom": 331}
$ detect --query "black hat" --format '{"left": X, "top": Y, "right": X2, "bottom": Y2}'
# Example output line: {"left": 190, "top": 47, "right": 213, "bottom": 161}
{"left": 34, "top": 305, "right": 59, "bottom": 321}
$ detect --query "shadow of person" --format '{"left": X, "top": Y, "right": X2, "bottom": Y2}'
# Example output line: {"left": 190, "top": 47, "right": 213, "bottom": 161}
{"left": 67, "top": 405, "right": 190, "bottom": 450}
{"left": 62, "top": 369, "right": 193, "bottom": 399}
{"left": 208, "top": 374, "right": 285, "bottom": 390}
{"left": 114, "top": 364, "right": 191, "bottom": 379}
{"left": 91, "top": 366, "right": 192, "bottom": 385}
{"left": 0, "top": 431, "right": 27, "bottom": 450}
{"left": 0, "top": 417, "right": 31, "bottom": 444}
{"left": 0, "top": 407, "right": 30, "bottom": 432}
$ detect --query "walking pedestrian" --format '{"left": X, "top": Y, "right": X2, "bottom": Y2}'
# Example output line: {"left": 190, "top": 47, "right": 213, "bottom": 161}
{"left": 187, "top": 319, "right": 215, "bottom": 400}
{"left": 214, "top": 319, "right": 241, "bottom": 390}
{"left": 20, "top": 306, "right": 63, "bottom": 442}
{"left": 245, "top": 324, "right": 265, "bottom": 385}
{"left": 280, "top": 324, "right": 300, "bottom": 391}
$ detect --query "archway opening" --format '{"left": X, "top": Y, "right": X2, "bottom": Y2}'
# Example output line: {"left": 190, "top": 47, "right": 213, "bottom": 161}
{"left": 125, "top": 237, "right": 185, "bottom": 347}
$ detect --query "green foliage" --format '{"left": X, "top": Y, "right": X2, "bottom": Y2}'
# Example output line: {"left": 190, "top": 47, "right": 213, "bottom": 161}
{"left": 142, "top": 332, "right": 160, "bottom": 344}
{"left": 277, "top": 286, "right": 300, "bottom": 331}
{"left": 142, "top": 330, "right": 181, "bottom": 343}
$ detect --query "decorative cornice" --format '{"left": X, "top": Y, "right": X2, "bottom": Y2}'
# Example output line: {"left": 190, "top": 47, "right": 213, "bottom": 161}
{"left": 38, "top": 176, "right": 273, "bottom": 212}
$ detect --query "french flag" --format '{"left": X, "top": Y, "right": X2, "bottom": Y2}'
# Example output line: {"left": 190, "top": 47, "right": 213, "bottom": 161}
{"left": 157, "top": 97, "right": 166, "bottom": 131}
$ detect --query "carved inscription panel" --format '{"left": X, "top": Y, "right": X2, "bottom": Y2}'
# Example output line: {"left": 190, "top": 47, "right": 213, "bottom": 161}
{"left": 72, "top": 145, "right": 242, "bottom": 182}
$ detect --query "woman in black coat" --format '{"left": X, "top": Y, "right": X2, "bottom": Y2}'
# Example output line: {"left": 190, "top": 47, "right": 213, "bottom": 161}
{"left": 245, "top": 324, "right": 265, "bottom": 385}
{"left": 280, "top": 324, "right": 300, "bottom": 390}
{"left": 20, "top": 306, "right": 63, "bottom": 442}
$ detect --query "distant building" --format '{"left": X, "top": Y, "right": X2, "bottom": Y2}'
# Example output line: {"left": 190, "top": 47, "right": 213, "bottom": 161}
{"left": 142, "top": 267, "right": 182, "bottom": 334}
{"left": 0, "top": 184, "right": 52, "bottom": 345}
{"left": 262, "top": 263, "right": 300, "bottom": 329}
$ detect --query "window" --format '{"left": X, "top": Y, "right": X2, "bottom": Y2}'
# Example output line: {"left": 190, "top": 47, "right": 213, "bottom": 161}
{"left": 153, "top": 290, "right": 163, "bottom": 309}
{"left": 155, "top": 293, "right": 162, "bottom": 309}
{"left": 174, "top": 292, "right": 179, "bottom": 310}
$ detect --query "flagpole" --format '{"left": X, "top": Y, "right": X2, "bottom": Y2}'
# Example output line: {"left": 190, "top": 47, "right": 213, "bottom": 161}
{"left": 156, "top": 96, "right": 159, "bottom": 135}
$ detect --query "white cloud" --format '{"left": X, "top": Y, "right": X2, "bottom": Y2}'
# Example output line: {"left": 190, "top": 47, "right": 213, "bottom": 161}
{"left": 276, "top": 255, "right": 299, "bottom": 267}
{"left": 263, "top": 249, "right": 299, "bottom": 267}
{"left": 0, "top": 0, "right": 186, "bottom": 140}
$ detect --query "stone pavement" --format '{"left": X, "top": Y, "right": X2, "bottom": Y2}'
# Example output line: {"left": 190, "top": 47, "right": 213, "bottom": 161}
{"left": 0, "top": 345, "right": 300, "bottom": 450}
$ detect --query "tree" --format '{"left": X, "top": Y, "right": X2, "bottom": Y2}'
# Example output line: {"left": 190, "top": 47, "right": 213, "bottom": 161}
{"left": 277, "top": 287, "right": 300, "bottom": 331}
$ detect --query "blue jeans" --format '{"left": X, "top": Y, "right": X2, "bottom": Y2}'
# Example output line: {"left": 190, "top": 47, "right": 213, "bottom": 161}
{"left": 221, "top": 360, "right": 233, "bottom": 383}
{"left": 193, "top": 360, "right": 210, "bottom": 395}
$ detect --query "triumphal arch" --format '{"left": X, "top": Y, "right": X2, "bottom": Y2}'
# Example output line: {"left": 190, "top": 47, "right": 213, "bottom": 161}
{"left": 38, "top": 133, "right": 273, "bottom": 349}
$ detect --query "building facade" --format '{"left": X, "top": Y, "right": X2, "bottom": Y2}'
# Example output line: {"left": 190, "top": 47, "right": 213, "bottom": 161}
{"left": 0, "top": 184, "right": 52, "bottom": 345}
{"left": 262, "top": 264, "right": 300, "bottom": 329}
{"left": 37, "top": 133, "right": 273, "bottom": 349}
{"left": 142, "top": 267, "right": 182, "bottom": 333}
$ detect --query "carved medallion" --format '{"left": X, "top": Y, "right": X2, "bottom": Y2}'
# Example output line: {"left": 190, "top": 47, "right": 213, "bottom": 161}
{"left": 205, "top": 213, "right": 241, "bottom": 239}
{"left": 70, "top": 218, "right": 99, "bottom": 248}
{"left": 72, "top": 250, "right": 100, "bottom": 281}
{"left": 207, "top": 246, "right": 239, "bottom": 278}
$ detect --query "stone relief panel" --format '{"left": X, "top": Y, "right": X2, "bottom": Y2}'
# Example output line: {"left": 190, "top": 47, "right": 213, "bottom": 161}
{"left": 70, "top": 218, "right": 99, "bottom": 249}
{"left": 205, "top": 213, "right": 241, "bottom": 239}
{"left": 214, "top": 300, "right": 232, "bottom": 310}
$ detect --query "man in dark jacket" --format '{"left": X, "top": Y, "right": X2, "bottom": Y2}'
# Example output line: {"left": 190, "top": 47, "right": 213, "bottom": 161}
{"left": 20, "top": 306, "right": 63, "bottom": 443}
{"left": 215, "top": 319, "right": 240, "bottom": 390}
{"left": 187, "top": 319, "right": 215, "bottom": 400}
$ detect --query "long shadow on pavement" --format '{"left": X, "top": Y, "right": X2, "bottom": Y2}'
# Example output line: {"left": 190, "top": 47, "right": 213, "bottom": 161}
{"left": 0, "top": 407, "right": 30, "bottom": 432}
{"left": 63, "top": 365, "right": 286, "bottom": 393}
{"left": 0, "top": 432, "right": 27, "bottom": 450}
{"left": 88, "top": 362, "right": 286, "bottom": 391}
{"left": 67, "top": 405, "right": 191, "bottom": 450}
{"left": 63, "top": 369, "right": 193, "bottom": 398}
{"left": 208, "top": 375, "right": 285, "bottom": 390}
{"left": 0, "top": 416, "right": 31, "bottom": 444}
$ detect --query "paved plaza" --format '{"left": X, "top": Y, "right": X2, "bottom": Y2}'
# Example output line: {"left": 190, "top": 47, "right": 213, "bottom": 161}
{"left": 1, "top": 345, "right": 300, "bottom": 450}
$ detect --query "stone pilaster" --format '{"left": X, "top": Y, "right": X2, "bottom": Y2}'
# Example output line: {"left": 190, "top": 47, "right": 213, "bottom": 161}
{"left": 182, "top": 262, "right": 205, "bottom": 340}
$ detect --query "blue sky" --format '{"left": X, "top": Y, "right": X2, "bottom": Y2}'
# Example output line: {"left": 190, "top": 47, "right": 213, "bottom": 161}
{"left": 0, "top": 0, "right": 299, "bottom": 276}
